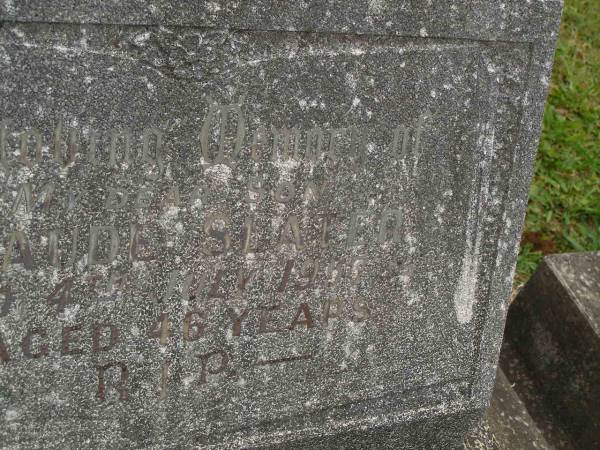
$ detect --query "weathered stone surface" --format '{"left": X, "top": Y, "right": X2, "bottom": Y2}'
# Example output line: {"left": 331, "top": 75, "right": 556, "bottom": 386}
{"left": 504, "top": 252, "right": 600, "bottom": 449}
{"left": 500, "top": 335, "right": 576, "bottom": 450}
{"left": 0, "top": 1, "right": 562, "bottom": 448}
{"left": 463, "top": 369, "right": 552, "bottom": 450}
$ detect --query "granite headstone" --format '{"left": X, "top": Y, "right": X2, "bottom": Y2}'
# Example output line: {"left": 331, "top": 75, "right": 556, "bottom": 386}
{"left": 0, "top": 1, "right": 562, "bottom": 448}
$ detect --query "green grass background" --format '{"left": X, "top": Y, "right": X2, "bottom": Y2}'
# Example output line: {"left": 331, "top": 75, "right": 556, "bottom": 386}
{"left": 515, "top": 0, "right": 600, "bottom": 283}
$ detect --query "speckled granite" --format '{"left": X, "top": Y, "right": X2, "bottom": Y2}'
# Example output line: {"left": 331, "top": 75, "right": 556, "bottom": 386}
{"left": 0, "top": 1, "right": 562, "bottom": 448}
{"left": 463, "top": 369, "right": 552, "bottom": 450}
{"left": 504, "top": 252, "right": 600, "bottom": 449}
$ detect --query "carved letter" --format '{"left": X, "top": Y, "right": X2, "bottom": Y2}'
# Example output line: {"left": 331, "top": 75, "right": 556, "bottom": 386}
{"left": 241, "top": 215, "right": 260, "bottom": 254}
{"left": 21, "top": 328, "right": 49, "bottom": 358}
{"left": 182, "top": 272, "right": 207, "bottom": 303}
{"left": 0, "top": 286, "right": 16, "bottom": 317}
{"left": 245, "top": 176, "right": 265, "bottom": 203}
{"left": 303, "top": 179, "right": 328, "bottom": 203}
{"left": 200, "top": 102, "right": 245, "bottom": 166}
{"left": 183, "top": 311, "right": 206, "bottom": 341}
{"left": 142, "top": 127, "right": 164, "bottom": 179}
{"left": 53, "top": 120, "right": 79, "bottom": 166}
{"left": 129, "top": 224, "right": 154, "bottom": 262}
{"left": 327, "top": 128, "right": 344, "bottom": 163}
{"left": 250, "top": 126, "right": 267, "bottom": 161}
{"left": 347, "top": 210, "right": 370, "bottom": 247}
{"left": 97, "top": 362, "right": 128, "bottom": 401}
{"left": 274, "top": 181, "right": 295, "bottom": 204}
{"left": 349, "top": 127, "right": 367, "bottom": 169}
{"left": 0, "top": 119, "right": 9, "bottom": 168}
{"left": 0, "top": 335, "right": 9, "bottom": 362}
{"left": 272, "top": 127, "right": 300, "bottom": 161}
{"left": 88, "top": 226, "right": 119, "bottom": 265}
{"left": 62, "top": 324, "right": 84, "bottom": 355}
{"left": 147, "top": 313, "right": 172, "bottom": 345}
{"left": 12, "top": 182, "right": 55, "bottom": 213}
{"left": 47, "top": 230, "right": 60, "bottom": 267}
{"left": 196, "top": 350, "right": 236, "bottom": 384}
{"left": 105, "top": 187, "right": 129, "bottom": 211}
{"left": 305, "top": 127, "right": 324, "bottom": 162}
{"left": 135, "top": 189, "right": 153, "bottom": 209}
{"left": 208, "top": 269, "right": 226, "bottom": 298}
{"left": 202, "top": 214, "right": 231, "bottom": 256}
{"left": 322, "top": 298, "right": 344, "bottom": 327}
{"left": 19, "top": 128, "right": 43, "bottom": 166}
{"left": 2, "top": 231, "right": 34, "bottom": 271}
{"left": 319, "top": 215, "right": 330, "bottom": 248}
{"left": 88, "top": 129, "right": 100, "bottom": 166}
{"left": 295, "top": 259, "right": 319, "bottom": 290}
{"left": 351, "top": 299, "right": 371, "bottom": 322}
{"left": 289, "top": 303, "right": 315, "bottom": 330}
{"left": 226, "top": 308, "right": 248, "bottom": 337}
{"left": 276, "top": 260, "right": 295, "bottom": 293}
{"left": 162, "top": 186, "right": 181, "bottom": 207}
{"left": 12, "top": 183, "right": 32, "bottom": 213}
{"left": 279, "top": 215, "right": 304, "bottom": 250}
{"left": 391, "top": 114, "right": 426, "bottom": 173}
{"left": 378, "top": 208, "right": 403, "bottom": 243}
{"left": 92, "top": 323, "right": 120, "bottom": 352}
{"left": 237, "top": 268, "right": 256, "bottom": 292}
{"left": 109, "top": 128, "right": 132, "bottom": 168}
{"left": 47, "top": 278, "right": 73, "bottom": 312}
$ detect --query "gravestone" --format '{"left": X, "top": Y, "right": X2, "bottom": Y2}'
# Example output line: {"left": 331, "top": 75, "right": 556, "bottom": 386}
{"left": 504, "top": 252, "right": 600, "bottom": 449}
{"left": 463, "top": 369, "right": 552, "bottom": 450}
{"left": 0, "top": 1, "right": 562, "bottom": 448}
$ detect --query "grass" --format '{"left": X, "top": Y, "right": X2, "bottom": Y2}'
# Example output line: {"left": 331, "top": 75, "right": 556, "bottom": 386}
{"left": 515, "top": 0, "right": 600, "bottom": 284}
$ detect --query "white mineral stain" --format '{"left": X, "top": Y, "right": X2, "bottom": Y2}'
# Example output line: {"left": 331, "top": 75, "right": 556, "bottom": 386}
{"left": 0, "top": 47, "right": 11, "bottom": 64}
{"left": 453, "top": 119, "right": 495, "bottom": 324}
{"left": 345, "top": 72, "right": 357, "bottom": 90}
{"left": 435, "top": 204, "right": 446, "bottom": 224}
{"left": 4, "top": 0, "right": 15, "bottom": 14}
{"left": 134, "top": 32, "right": 151, "bottom": 46}
{"left": 368, "top": 0, "right": 384, "bottom": 14}
{"left": 5, "top": 408, "right": 18, "bottom": 422}
{"left": 11, "top": 27, "right": 24, "bottom": 38}
{"left": 205, "top": 164, "right": 232, "bottom": 183}
{"left": 405, "top": 234, "right": 417, "bottom": 255}
{"left": 61, "top": 304, "right": 81, "bottom": 322}
{"left": 273, "top": 157, "right": 300, "bottom": 182}
{"left": 419, "top": 27, "right": 428, "bottom": 37}
{"left": 79, "top": 35, "right": 88, "bottom": 51}
{"left": 454, "top": 237, "right": 479, "bottom": 324}
{"left": 182, "top": 375, "right": 195, "bottom": 388}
